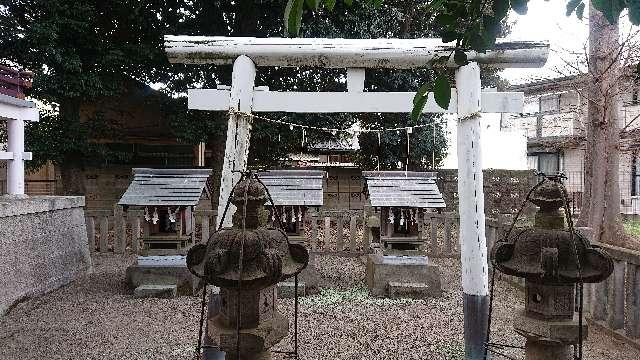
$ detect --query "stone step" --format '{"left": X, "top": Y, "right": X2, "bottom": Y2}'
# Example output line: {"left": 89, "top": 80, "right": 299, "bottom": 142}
{"left": 387, "top": 281, "right": 434, "bottom": 299}
{"left": 134, "top": 284, "right": 177, "bottom": 299}
{"left": 277, "top": 281, "right": 306, "bottom": 298}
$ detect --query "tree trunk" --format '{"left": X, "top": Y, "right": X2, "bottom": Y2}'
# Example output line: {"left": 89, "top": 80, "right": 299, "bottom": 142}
{"left": 577, "top": 4, "right": 626, "bottom": 246}
{"left": 57, "top": 98, "right": 86, "bottom": 196}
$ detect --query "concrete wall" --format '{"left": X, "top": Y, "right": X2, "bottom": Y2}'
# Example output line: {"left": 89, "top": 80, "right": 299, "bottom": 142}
{"left": 0, "top": 196, "right": 91, "bottom": 317}
{"left": 437, "top": 169, "right": 537, "bottom": 216}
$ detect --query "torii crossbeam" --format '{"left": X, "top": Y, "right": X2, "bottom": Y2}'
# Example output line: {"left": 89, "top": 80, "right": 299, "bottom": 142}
{"left": 165, "top": 35, "right": 549, "bottom": 359}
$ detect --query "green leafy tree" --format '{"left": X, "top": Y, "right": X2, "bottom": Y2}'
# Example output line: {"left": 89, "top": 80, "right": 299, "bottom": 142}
{"left": 0, "top": 0, "right": 206, "bottom": 193}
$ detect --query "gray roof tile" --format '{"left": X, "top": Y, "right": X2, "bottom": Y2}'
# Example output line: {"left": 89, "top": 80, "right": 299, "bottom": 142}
{"left": 362, "top": 171, "right": 446, "bottom": 208}
{"left": 118, "top": 168, "right": 211, "bottom": 206}
{"left": 256, "top": 170, "right": 325, "bottom": 206}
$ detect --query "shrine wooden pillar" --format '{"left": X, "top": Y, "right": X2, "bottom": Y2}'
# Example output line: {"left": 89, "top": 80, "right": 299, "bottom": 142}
{"left": 456, "top": 62, "right": 489, "bottom": 359}
{"left": 216, "top": 55, "right": 256, "bottom": 228}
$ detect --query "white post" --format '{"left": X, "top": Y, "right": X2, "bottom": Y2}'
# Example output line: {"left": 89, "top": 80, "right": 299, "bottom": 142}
{"left": 7, "top": 118, "right": 26, "bottom": 196}
{"left": 216, "top": 55, "right": 256, "bottom": 228}
{"left": 455, "top": 62, "right": 489, "bottom": 359}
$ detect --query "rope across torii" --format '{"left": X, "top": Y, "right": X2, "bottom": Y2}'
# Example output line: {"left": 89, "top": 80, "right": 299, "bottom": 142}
{"left": 164, "top": 35, "right": 549, "bottom": 359}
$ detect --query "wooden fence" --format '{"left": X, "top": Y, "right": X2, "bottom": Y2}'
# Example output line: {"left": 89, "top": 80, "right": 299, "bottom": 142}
{"left": 303, "top": 211, "right": 507, "bottom": 257}
{"left": 85, "top": 208, "right": 508, "bottom": 258}
{"left": 85, "top": 209, "right": 216, "bottom": 254}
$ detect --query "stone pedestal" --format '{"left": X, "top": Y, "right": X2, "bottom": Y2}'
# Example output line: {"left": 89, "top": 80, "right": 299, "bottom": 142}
{"left": 125, "top": 255, "right": 199, "bottom": 296}
{"left": 366, "top": 254, "right": 442, "bottom": 298}
{"left": 208, "top": 286, "right": 289, "bottom": 360}
{"left": 513, "top": 308, "right": 587, "bottom": 360}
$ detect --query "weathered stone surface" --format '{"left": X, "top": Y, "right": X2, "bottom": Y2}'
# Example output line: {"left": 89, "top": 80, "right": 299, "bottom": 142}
{"left": 277, "top": 281, "right": 305, "bottom": 298}
{"left": 0, "top": 196, "right": 91, "bottom": 317}
{"left": 366, "top": 254, "right": 442, "bottom": 298}
{"left": 0, "top": 195, "right": 84, "bottom": 217}
{"left": 387, "top": 281, "right": 435, "bottom": 299}
{"left": 513, "top": 308, "right": 588, "bottom": 344}
{"left": 125, "top": 256, "right": 197, "bottom": 296}
{"left": 133, "top": 284, "right": 177, "bottom": 299}
{"left": 525, "top": 282, "right": 575, "bottom": 320}
{"left": 191, "top": 178, "right": 304, "bottom": 359}
{"left": 209, "top": 311, "right": 289, "bottom": 360}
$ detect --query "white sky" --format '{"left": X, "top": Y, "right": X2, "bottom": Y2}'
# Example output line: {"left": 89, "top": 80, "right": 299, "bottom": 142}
{"left": 501, "top": 0, "right": 590, "bottom": 85}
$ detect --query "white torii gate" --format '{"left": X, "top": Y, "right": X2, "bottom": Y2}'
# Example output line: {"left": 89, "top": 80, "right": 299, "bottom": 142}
{"left": 0, "top": 94, "right": 39, "bottom": 196}
{"left": 165, "top": 36, "right": 548, "bottom": 359}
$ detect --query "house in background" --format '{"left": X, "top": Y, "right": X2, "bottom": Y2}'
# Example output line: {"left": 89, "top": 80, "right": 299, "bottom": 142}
{"left": 502, "top": 75, "right": 640, "bottom": 215}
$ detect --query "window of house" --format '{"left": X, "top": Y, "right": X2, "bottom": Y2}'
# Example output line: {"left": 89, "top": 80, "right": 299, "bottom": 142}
{"left": 527, "top": 155, "right": 538, "bottom": 170}
{"left": 329, "top": 154, "right": 341, "bottom": 163}
{"left": 535, "top": 152, "right": 562, "bottom": 176}
{"left": 539, "top": 94, "right": 560, "bottom": 112}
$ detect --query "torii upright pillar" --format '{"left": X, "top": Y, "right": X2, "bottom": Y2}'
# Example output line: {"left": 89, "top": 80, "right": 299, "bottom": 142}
{"left": 456, "top": 62, "right": 489, "bottom": 359}
{"left": 217, "top": 55, "right": 256, "bottom": 228}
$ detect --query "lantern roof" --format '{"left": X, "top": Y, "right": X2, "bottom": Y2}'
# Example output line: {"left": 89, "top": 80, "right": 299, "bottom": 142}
{"left": 118, "top": 168, "right": 212, "bottom": 207}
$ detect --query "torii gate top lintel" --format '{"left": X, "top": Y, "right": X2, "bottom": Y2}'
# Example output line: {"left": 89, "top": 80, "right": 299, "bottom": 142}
{"left": 165, "top": 36, "right": 549, "bottom": 69}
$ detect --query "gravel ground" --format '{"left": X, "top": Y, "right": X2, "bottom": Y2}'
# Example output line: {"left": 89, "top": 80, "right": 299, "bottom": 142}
{"left": 1, "top": 253, "right": 638, "bottom": 360}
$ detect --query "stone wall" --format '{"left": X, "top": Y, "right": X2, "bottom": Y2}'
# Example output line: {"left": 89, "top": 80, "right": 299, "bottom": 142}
{"left": 437, "top": 169, "right": 537, "bottom": 217}
{"left": 0, "top": 196, "right": 91, "bottom": 317}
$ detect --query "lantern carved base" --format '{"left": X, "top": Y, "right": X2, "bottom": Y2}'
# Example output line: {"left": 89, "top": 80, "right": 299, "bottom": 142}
{"left": 207, "top": 286, "right": 289, "bottom": 360}
{"left": 514, "top": 308, "right": 588, "bottom": 360}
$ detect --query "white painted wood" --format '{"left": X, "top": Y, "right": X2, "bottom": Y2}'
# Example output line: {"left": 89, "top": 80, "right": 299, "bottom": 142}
{"left": 347, "top": 68, "right": 365, "bottom": 93}
{"left": 456, "top": 62, "right": 489, "bottom": 297}
{"left": 189, "top": 89, "right": 524, "bottom": 114}
{"left": 0, "top": 151, "right": 31, "bottom": 161}
{"left": 188, "top": 89, "right": 230, "bottom": 110}
{"left": 6, "top": 118, "right": 25, "bottom": 195}
{"left": 0, "top": 152, "right": 13, "bottom": 160}
{"left": 216, "top": 55, "right": 256, "bottom": 228}
{"left": 165, "top": 36, "right": 549, "bottom": 69}
{"left": 0, "top": 101, "right": 39, "bottom": 122}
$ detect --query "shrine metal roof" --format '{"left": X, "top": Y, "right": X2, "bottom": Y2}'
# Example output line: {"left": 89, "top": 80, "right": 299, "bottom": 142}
{"left": 118, "top": 168, "right": 211, "bottom": 207}
{"left": 256, "top": 170, "right": 325, "bottom": 207}
{"left": 362, "top": 171, "right": 446, "bottom": 208}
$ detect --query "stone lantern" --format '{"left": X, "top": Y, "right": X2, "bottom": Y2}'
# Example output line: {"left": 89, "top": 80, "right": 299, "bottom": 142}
{"left": 186, "top": 176, "right": 309, "bottom": 360}
{"left": 491, "top": 180, "right": 613, "bottom": 360}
